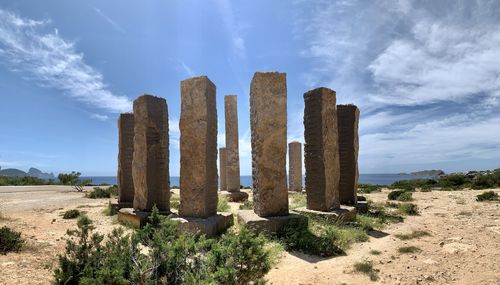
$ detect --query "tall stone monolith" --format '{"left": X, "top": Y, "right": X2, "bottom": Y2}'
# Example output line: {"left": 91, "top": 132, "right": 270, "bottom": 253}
{"left": 179, "top": 76, "right": 218, "bottom": 218}
{"left": 303, "top": 87, "right": 340, "bottom": 211}
{"left": 288, "top": 141, "right": 302, "bottom": 192}
{"left": 117, "top": 113, "right": 135, "bottom": 207}
{"left": 337, "top": 104, "right": 360, "bottom": 205}
{"left": 250, "top": 72, "right": 288, "bottom": 217}
{"left": 132, "top": 95, "right": 170, "bottom": 212}
{"left": 219, "top": 147, "right": 227, "bottom": 191}
{"left": 224, "top": 95, "right": 240, "bottom": 192}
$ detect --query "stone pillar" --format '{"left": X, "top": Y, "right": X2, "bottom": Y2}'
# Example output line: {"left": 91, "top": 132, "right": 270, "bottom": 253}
{"left": 117, "top": 113, "right": 135, "bottom": 206}
{"left": 303, "top": 87, "right": 340, "bottom": 211}
{"left": 132, "top": 95, "right": 170, "bottom": 212}
{"left": 337, "top": 104, "right": 360, "bottom": 205}
{"left": 179, "top": 76, "right": 218, "bottom": 218}
{"left": 288, "top": 141, "right": 302, "bottom": 192}
{"left": 250, "top": 72, "right": 288, "bottom": 217}
{"left": 224, "top": 95, "right": 241, "bottom": 192}
{"left": 219, "top": 147, "right": 227, "bottom": 191}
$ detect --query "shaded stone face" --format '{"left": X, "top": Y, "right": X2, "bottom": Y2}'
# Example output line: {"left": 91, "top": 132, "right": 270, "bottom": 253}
{"left": 337, "top": 104, "right": 360, "bottom": 205}
{"left": 179, "top": 76, "right": 218, "bottom": 218}
{"left": 219, "top": 147, "right": 227, "bottom": 191}
{"left": 288, "top": 141, "right": 302, "bottom": 192}
{"left": 117, "top": 113, "right": 135, "bottom": 204}
{"left": 132, "top": 95, "right": 170, "bottom": 212}
{"left": 224, "top": 95, "right": 241, "bottom": 192}
{"left": 250, "top": 72, "right": 288, "bottom": 217}
{"left": 303, "top": 87, "right": 340, "bottom": 211}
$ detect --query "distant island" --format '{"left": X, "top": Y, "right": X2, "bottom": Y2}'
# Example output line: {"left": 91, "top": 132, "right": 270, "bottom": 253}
{"left": 398, "top": 170, "right": 445, "bottom": 176}
{"left": 0, "top": 167, "right": 56, "bottom": 180}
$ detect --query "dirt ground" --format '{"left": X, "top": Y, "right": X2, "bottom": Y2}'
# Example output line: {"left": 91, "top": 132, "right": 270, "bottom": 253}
{"left": 1, "top": 186, "right": 499, "bottom": 285}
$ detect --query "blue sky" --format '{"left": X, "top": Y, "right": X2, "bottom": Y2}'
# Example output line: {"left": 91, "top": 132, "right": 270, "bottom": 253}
{"left": 0, "top": 0, "right": 499, "bottom": 176}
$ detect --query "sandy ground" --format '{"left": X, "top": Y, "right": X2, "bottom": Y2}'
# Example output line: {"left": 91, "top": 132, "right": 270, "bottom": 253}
{"left": 1, "top": 186, "right": 499, "bottom": 285}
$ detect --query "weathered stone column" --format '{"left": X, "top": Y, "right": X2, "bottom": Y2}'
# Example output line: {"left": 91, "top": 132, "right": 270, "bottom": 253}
{"left": 132, "top": 95, "right": 170, "bottom": 212}
{"left": 303, "top": 87, "right": 340, "bottom": 211}
{"left": 117, "top": 113, "right": 135, "bottom": 207}
{"left": 337, "top": 104, "right": 360, "bottom": 205}
{"left": 179, "top": 76, "right": 218, "bottom": 218}
{"left": 224, "top": 95, "right": 240, "bottom": 192}
{"left": 250, "top": 72, "right": 288, "bottom": 217}
{"left": 219, "top": 147, "right": 227, "bottom": 191}
{"left": 288, "top": 141, "right": 302, "bottom": 192}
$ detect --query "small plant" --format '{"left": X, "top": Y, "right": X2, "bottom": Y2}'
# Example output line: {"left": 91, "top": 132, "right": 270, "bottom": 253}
{"left": 388, "top": 190, "right": 406, "bottom": 200}
{"left": 353, "top": 261, "right": 378, "bottom": 281}
{"left": 369, "top": 249, "right": 381, "bottom": 255}
{"left": 239, "top": 200, "right": 254, "bottom": 210}
{"left": 86, "top": 186, "right": 113, "bottom": 199}
{"left": 476, "top": 191, "right": 499, "bottom": 202}
{"left": 217, "top": 195, "right": 231, "bottom": 212}
{"left": 398, "top": 246, "right": 421, "bottom": 253}
{"left": 289, "top": 192, "right": 307, "bottom": 209}
{"left": 396, "top": 192, "right": 413, "bottom": 201}
{"left": 398, "top": 203, "right": 418, "bottom": 215}
{"left": 58, "top": 171, "right": 91, "bottom": 192}
{"left": 62, "top": 209, "right": 81, "bottom": 219}
{"left": 458, "top": 211, "right": 472, "bottom": 216}
{"left": 170, "top": 195, "right": 180, "bottom": 209}
{"left": 394, "top": 230, "right": 430, "bottom": 240}
{"left": 102, "top": 202, "right": 117, "bottom": 216}
{"left": 0, "top": 226, "right": 25, "bottom": 254}
{"left": 358, "top": 184, "right": 383, "bottom": 194}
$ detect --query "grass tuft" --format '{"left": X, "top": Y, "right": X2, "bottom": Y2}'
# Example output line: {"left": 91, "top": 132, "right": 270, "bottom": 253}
{"left": 217, "top": 195, "right": 231, "bottom": 212}
{"left": 476, "top": 191, "right": 499, "bottom": 202}
{"left": 369, "top": 249, "right": 381, "bottom": 255}
{"left": 62, "top": 209, "right": 81, "bottom": 219}
{"left": 102, "top": 201, "right": 117, "bottom": 216}
{"left": 398, "top": 203, "right": 419, "bottom": 215}
{"left": 398, "top": 246, "right": 421, "bottom": 253}
{"left": 394, "top": 230, "right": 430, "bottom": 240}
{"left": 353, "top": 261, "right": 378, "bottom": 281}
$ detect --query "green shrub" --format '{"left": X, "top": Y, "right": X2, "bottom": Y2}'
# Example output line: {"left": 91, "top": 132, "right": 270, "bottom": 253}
{"left": 0, "top": 226, "right": 25, "bottom": 254}
{"left": 353, "top": 261, "right": 378, "bottom": 281}
{"left": 436, "top": 174, "right": 471, "bottom": 189}
{"left": 369, "top": 250, "right": 381, "bottom": 255}
{"left": 396, "top": 192, "right": 413, "bottom": 201}
{"left": 476, "top": 191, "right": 499, "bottom": 202}
{"left": 394, "top": 230, "right": 430, "bottom": 240}
{"left": 398, "top": 246, "right": 421, "bottom": 253}
{"left": 217, "top": 196, "right": 230, "bottom": 212}
{"left": 170, "top": 195, "right": 180, "bottom": 210}
{"left": 103, "top": 202, "right": 117, "bottom": 216}
{"left": 388, "top": 190, "right": 406, "bottom": 200}
{"left": 398, "top": 203, "right": 418, "bottom": 215}
{"left": 358, "top": 184, "right": 383, "bottom": 193}
{"left": 54, "top": 207, "right": 273, "bottom": 284}
{"left": 86, "top": 187, "right": 113, "bottom": 199}
{"left": 63, "top": 209, "right": 81, "bottom": 219}
{"left": 239, "top": 200, "right": 254, "bottom": 210}
{"left": 277, "top": 219, "right": 343, "bottom": 257}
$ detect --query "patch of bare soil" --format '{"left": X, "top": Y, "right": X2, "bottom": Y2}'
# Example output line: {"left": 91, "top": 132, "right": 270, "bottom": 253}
{"left": 266, "top": 189, "right": 500, "bottom": 285}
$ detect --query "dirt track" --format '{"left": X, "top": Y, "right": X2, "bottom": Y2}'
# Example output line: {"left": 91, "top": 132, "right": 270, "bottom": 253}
{"left": 1, "top": 186, "right": 499, "bottom": 285}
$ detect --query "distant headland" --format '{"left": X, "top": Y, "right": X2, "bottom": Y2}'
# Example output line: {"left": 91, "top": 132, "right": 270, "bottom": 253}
{"left": 0, "top": 166, "right": 55, "bottom": 180}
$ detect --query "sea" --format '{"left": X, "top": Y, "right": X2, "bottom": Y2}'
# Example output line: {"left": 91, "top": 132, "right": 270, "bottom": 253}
{"left": 82, "top": 174, "right": 435, "bottom": 187}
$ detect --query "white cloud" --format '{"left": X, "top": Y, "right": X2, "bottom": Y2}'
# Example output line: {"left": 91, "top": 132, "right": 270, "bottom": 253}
{"left": 93, "top": 7, "right": 125, "bottom": 34}
{"left": 90, "top": 113, "right": 109, "bottom": 121}
{"left": 0, "top": 9, "right": 132, "bottom": 113}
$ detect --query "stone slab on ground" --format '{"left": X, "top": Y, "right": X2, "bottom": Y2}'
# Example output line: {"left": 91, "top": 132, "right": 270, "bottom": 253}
{"left": 237, "top": 210, "right": 307, "bottom": 233}
{"left": 118, "top": 208, "right": 172, "bottom": 228}
{"left": 293, "top": 205, "right": 357, "bottom": 222}
{"left": 219, "top": 190, "right": 249, "bottom": 202}
{"left": 171, "top": 212, "right": 234, "bottom": 236}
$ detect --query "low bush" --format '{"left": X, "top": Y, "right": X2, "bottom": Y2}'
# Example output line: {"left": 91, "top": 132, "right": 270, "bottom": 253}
{"left": 398, "top": 246, "right": 421, "bottom": 254}
{"left": 170, "top": 195, "right": 180, "bottom": 210}
{"left": 239, "top": 200, "right": 254, "bottom": 210}
{"left": 398, "top": 203, "right": 418, "bottom": 215}
{"left": 369, "top": 250, "right": 381, "bottom": 255}
{"left": 436, "top": 174, "right": 471, "bottom": 189}
{"left": 476, "top": 191, "right": 499, "bottom": 202}
{"left": 217, "top": 196, "right": 231, "bottom": 212}
{"left": 54, "top": 207, "right": 273, "bottom": 285}
{"left": 62, "top": 209, "right": 81, "bottom": 219}
{"left": 86, "top": 186, "right": 114, "bottom": 199}
{"left": 396, "top": 192, "right": 413, "bottom": 201}
{"left": 0, "top": 226, "right": 25, "bottom": 254}
{"left": 353, "top": 261, "right": 378, "bottom": 281}
{"left": 0, "top": 176, "right": 55, "bottom": 186}
{"left": 358, "top": 184, "right": 383, "bottom": 194}
{"left": 388, "top": 190, "right": 406, "bottom": 200}
{"left": 102, "top": 202, "right": 117, "bottom": 216}
{"left": 394, "top": 230, "right": 430, "bottom": 240}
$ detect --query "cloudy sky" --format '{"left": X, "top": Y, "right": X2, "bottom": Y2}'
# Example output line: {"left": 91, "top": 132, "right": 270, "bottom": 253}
{"left": 0, "top": 0, "right": 499, "bottom": 176}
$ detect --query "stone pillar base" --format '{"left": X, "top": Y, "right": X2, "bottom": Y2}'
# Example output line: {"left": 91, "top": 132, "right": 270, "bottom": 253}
{"left": 293, "top": 205, "right": 357, "bottom": 223}
{"left": 237, "top": 210, "right": 308, "bottom": 234}
{"left": 112, "top": 202, "right": 133, "bottom": 211}
{"left": 118, "top": 208, "right": 172, "bottom": 228}
{"left": 355, "top": 201, "right": 368, "bottom": 213}
{"left": 219, "top": 190, "right": 249, "bottom": 202}
{"left": 171, "top": 212, "right": 234, "bottom": 236}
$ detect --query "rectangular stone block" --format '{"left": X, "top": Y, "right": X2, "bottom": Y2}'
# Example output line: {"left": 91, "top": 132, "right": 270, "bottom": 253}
{"left": 224, "top": 95, "right": 241, "bottom": 192}
{"left": 337, "top": 104, "right": 360, "bottom": 205}
{"left": 132, "top": 95, "right": 170, "bottom": 212}
{"left": 250, "top": 72, "right": 288, "bottom": 217}
{"left": 303, "top": 87, "right": 340, "bottom": 211}
{"left": 179, "top": 76, "right": 218, "bottom": 218}
{"left": 219, "top": 147, "right": 227, "bottom": 191}
{"left": 117, "top": 113, "right": 135, "bottom": 205}
{"left": 288, "top": 141, "right": 302, "bottom": 192}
